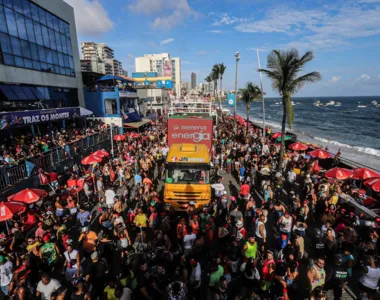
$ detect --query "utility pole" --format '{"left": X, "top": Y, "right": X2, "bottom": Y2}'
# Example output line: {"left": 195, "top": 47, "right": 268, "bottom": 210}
{"left": 234, "top": 52, "right": 240, "bottom": 132}
{"left": 256, "top": 49, "right": 266, "bottom": 145}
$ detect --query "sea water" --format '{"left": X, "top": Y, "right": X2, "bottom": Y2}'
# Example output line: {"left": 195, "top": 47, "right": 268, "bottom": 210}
{"left": 236, "top": 96, "right": 380, "bottom": 170}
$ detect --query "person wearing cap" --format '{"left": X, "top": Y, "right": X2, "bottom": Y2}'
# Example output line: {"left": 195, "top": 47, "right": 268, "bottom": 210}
{"left": 39, "top": 235, "right": 61, "bottom": 268}
{"left": 189, "top": 259, "right": 201, "bottom": 299}
{"left": 63, "top": 241, "right": 82, "bottom": 281}
{"left": 85, "top": 251, "right": 108, "bottom": 300}
{"left": 78, "top": 227, "right": 98, "bottom": 255}
{"left": 0, "top": 255, "right": 13, "bottom": 296}
{"left": 242, "top": 235, "right": 258, "bottom": 259}
{"left": 35, "top": 222, "right": 45, "bottom": 241}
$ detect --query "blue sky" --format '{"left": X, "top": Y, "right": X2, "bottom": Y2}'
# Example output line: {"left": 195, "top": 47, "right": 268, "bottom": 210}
{"left": 64, "top": 0, "right": 380, "bottom": 97}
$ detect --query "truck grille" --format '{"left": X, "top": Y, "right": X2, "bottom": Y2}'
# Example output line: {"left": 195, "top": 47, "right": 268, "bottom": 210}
{"left": 172, "top": 191, "right": 202, "bottom": 199}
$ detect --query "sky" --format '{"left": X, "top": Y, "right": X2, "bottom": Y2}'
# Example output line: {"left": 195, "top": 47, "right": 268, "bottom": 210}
{"left": 63, "top": 0, "right": 380, "bottom": 97}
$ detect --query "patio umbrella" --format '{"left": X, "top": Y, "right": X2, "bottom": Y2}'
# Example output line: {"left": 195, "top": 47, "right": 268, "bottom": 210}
{"left": 131, "top": 132, "right": 140, "bottom": 138}
{"left": 114, "top": 134, "right": 126, "bottom": 141}
{"left": 276, "top": 136, "right": 292, "bottom": 142}
{"left": 4, "top": 202, "right": 26, "bottom": 215}
{"left": 92, "top": 149, "right": 109, "bottom": 157}
{"left": 312, "top": 160, "right": 322, "bottom": 173}
{"left": 308, "top": 149, "right": 331, "bottom": 159}
{"left": 9, "top": 188, "right": 47, "bottom": 204}
{"left": 81, "top": 155, "right": 102, "bottom": 165}
{"left": 351, "top": 168, "right": 380, "bottom": 180}
{"left": 289, "top": 142, "right": 309, "bottom": 151}
{"left": 325, "top": 168, "right": 353, "bottom": 180}
{"left": 0, "top": 203, "right": 13, "bottom": 231}
{"left": 272, "top": 133, "right": 282, "bottom": 139}
{"left": 364, "top": 178, "right": 380, "bottom": 192}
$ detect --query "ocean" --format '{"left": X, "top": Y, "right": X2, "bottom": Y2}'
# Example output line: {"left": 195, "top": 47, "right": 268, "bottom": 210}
{"left": 235, "top": 96, "right": 380, "bottom": 171}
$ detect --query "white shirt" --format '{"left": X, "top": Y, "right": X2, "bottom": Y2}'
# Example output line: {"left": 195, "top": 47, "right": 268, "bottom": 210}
{"left": 255, "top": 220, "right": 266, "bottom": 239}
{"left": 183, "top": 233, "right": 197, "bottom": 249}
{"left": 288, "top": 171, "right": 296, "bottom": 183}
{"left": 212, "top": 183, "right": 225, "bottom": 197}
{"left": 0, "top": 261, "right": 13, "bottom": 286}
{"left": 360, "top": 266, "right": 380, "bottom": 289}
{"left": 105, "top": 189, "right": 116, "bottom": 205}
{"left": 37, "top": 279, "right": 61, "bottom": 300}
{"left": 189, "top": 263, "right": 201, "bottom": 288}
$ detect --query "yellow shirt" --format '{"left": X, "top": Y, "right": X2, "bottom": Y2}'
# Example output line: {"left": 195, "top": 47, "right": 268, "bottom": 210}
{"left": 135, "top": 214, "right": 148, "bottom": 227}
{"left": 330, "top": 195, "right": 339, "bottom": 205}
{"left": 79, "top": 231, "right": 98, "bottom": 253}
{"left": 104, "top": 286, "right": 116, "bottom": 300}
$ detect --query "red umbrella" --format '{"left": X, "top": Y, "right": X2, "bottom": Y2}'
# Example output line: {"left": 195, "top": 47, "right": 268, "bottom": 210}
{"left": 289, "top": 142, "right": 309, "bottom": 151}
{"left": 325, "top": 168, "right": 353, "bottom": 180}
{"left": 272, "top": 133, "right": 282, "bottom": 139}
{"left": 4, "top": 202, "right": 26, "bottom": 215}
{"left": 114, "top": 134, "right": 125, "bottom": 141}
{"left": 351, "top": 168, "right": 380, "bottom": 180}
{"left": 9, "top": 188, "right": 47, "bottom": 204}
{"left": 81, "top": 155, "right": 102, "bottom": 165}
{"left": 308, "top": 149, "right": 331, "bottom": 159}
{"left": 0, "top": 203, "right": 13, "bottom": 222}
{"left": 131, "top": 132, "right": 140, "bottom": 138}
{"left": 312, "top": 160, "right": 322, "bottom": 172}
{"left": 364, "top": 178, "right": 380, "bottom": 192}
{"left": 92, "top": 149, "right": 109, "bottom": 157}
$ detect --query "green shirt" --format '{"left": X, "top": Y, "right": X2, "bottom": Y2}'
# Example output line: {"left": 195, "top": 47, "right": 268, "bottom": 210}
{"left": 209, "top": 265, "right": 224, "bottom": 288}
{"left": 41, "top": 242, "right": 58, "bottom": 265}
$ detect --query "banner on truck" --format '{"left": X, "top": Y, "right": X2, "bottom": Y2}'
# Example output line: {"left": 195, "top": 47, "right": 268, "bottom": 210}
{"left": 168, "top": 118, "right": 213, "bottom": 149}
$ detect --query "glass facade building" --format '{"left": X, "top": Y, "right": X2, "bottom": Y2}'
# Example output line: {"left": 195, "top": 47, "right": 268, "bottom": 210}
{"left": 0, "top": 0, "right": 75, "bottom": 77}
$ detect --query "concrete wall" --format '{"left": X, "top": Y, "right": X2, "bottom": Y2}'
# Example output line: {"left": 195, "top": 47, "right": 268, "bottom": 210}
{"left": 0, "top": 0, "right": 85, "bottom": 106}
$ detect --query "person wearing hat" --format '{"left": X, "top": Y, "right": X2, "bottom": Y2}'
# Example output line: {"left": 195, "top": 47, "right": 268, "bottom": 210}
{"left": 189, "top": 259, "right": 201, "bottom": 299}
{"left": 35, "top": 222, "right": 45, "bottom": 241}
{"left": 63, "top": 240, "right": 82, "bottom": 281}
{"left": 78, "top": 227, "right": 98, "bottom": 256}
{"left": 85, "top": 252, "right": 108, "bottom": 300}
{"left": 39, "top": 235, "right": 61, "bottom": 269}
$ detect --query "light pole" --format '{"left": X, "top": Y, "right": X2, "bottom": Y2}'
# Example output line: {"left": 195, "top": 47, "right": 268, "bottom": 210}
{"left": 234, "top": 52, "right": 240, "bottom": 132}
{"left": 256, "top": 49, "right": 266, "bottom": 145}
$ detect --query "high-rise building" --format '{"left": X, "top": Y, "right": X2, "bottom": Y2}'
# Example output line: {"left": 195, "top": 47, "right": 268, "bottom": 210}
{"left": 80, "top": 42, "right": 124, "bottom": 76}
{"left": 0, "top": 0, "right": 84, "bottom": 106}
{"left": 135, "top": 53, "right": 181, "bottom": 97}
{"left": 191, "top": 72, "right": 196, "bottom": 89}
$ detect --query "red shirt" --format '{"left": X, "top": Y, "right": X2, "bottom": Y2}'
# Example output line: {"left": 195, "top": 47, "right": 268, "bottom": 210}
{"left": 240, "top": 184, "right": 250, "bottom": 196}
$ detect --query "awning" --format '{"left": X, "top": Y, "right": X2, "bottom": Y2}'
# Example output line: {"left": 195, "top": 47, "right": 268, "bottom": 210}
{"left": 0, "top": 85, "right": 48, "bottom": 100}
{"left": 96, "top": 75, "right": 126, "bottom": 82}
{"left": 123, "top": 118, "right": 151, "bottom": 129}
{"left": 0, "top": 107, "right": 93, "bottom": 130}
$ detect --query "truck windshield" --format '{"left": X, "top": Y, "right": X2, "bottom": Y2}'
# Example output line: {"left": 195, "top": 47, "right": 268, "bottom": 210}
{"left": 166, "top": 163, "right": 210, "bottom": 184}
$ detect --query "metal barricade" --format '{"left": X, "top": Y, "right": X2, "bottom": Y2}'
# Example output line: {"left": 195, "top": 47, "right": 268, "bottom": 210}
{"left": 6, "top": 164, "right": 27, "bottom": 186}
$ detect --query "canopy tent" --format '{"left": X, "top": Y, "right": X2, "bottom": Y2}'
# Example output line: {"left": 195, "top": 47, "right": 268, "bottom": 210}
{"left": 79, "top": 107, "right": 93, "bottom": 117}
{"left": 96, "top": 75, "right": 127, "bottom": 83}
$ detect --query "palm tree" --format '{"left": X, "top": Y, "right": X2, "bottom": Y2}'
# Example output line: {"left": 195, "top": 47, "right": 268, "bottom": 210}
{"left": 259, "top": 49, "right": 321, "bottom": 171}
{"left": 211, "top": 64, "right": 220, "bottom": 106}
{"left": 241, "top": 82, "right": 262, "bottom": 135}
{"left": 218, "top": 63, "right": 227, "bottom": 107}
{"left": 204, "top": 75, "right": 212, "bottom": 96}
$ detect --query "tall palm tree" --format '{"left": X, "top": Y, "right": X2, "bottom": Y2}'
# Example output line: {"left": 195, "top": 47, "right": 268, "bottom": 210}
{"left": 218, "top": 63, "right": 227, "bottom": 108}
{"left": 259, "top": 49, "right": 321, "bottom": 171}
{"left": 204, "top": 75, "right": 212, "bottom": 96}
{"left": 241, "top": 82, "right": 262, "bottom": 135}
{"left": 211, "top": 64, "right": 220, "bottom": 106}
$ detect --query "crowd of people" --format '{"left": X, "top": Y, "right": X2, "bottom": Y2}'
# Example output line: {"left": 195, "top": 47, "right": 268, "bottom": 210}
{"left": 0, "top": 113, "right": 379, "bottom": 300}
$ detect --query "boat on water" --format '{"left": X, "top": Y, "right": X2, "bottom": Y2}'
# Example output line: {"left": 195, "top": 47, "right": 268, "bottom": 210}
{"left": 314, "top": 100, "right": 322, "bottom": 107}
{"left": 371, "top": 100, "right": 378, "bottom": 105}
{"left": 325, "top": 101, "right": 336, "bottom": 106}
{"left": 334, "top": 102, "right": 342, "bottom": 107}
{"left": 358, "top": 105, "right": 367, "bottom": 108}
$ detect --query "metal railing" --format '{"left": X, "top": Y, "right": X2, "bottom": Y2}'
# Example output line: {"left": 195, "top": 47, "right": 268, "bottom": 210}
{"left": 0, "top": 127, "right": 119, "bottom": 192}
{"left": 168, "top": 100, "right": 213, "bottom": 116}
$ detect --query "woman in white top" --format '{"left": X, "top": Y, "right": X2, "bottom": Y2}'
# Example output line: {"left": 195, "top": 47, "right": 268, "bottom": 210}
{"left": 359, "top": 256, "right": 380, "bottom": 299}
{"left": 64, "top": 241, "right": 82, "bottom": 281}
{"left": 278, "top": 211, "right": 293, "bottom": 237}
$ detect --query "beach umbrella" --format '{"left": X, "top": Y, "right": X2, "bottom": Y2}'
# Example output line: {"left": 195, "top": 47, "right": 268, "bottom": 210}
{"left": 276, "top": 136, "right": 292, "bottom": 142}
{"left": 351, "top": 168, "right": 380, "bottom": 180}
{"left": 272, "top": 133, "right": 282, "bottom": 139}
{"left": 92, "top": 149, "right": 109, "bottom": 157}
{"left": 10, "top": 188, "right": 47, "bottom": 204}
{"left": 3, "top": 202, "right": 26, "bottom": 215}
{"left": 289, "top": 142, "right": 309, "bottom": 151}
{"left": 131, "top": 132, "right": 140, "bottom": 138}
{"left": 364, "top": 178, "right": 380, "bottom": 192}
{"left": 0, "top": 203, "right": 13, "bottom": 224}
{"left": 308, "top": 149, "right": 331, "bottom": 159}
{"left": 325, "top": 168, "right": 353, "bottom": 180}
{"left": 81, "top": 155, "right": 102, "bottom": 165}
{"left": 113, "top": 134, "right": 126, "bottom": 141}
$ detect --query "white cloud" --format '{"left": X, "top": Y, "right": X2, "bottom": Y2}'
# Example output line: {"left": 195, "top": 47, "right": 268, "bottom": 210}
{"left": 207, "top": 30, "right": 223, "bottom": 34}
{"left": 359, "top": 74, "right": 371, "bottom": 80}
{"left": 209, "top": 12, "right": 253, "bottom": 26}
{"left": 329, "top": 76, "right": 341, "bottom": 84}
{"left": 64, "top": 0, "right": 113, "bottom": 36}
{"left": 128, "top": 0, "right": 198, "bottom": 30}
{"left": 128, "top": 54, "right": 135, "bottom": 59}
{"left": 198, "top": 50, "right": 208, "bottom": 55}
{"left": 160, "top": 38, "right": 175, "bottom": 46}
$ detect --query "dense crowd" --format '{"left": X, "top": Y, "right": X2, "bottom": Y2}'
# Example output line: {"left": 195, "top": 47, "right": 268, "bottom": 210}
{"left": 0, "top": 113, "right": 380, "bottom": 300}
{"left": 0, "top": 120, "right": 107, "bottom": 166}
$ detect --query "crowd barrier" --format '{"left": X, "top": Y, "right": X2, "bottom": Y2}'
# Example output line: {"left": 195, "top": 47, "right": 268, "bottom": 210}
{"left": 0, "top": 128, "right": 119, "bottom": 192}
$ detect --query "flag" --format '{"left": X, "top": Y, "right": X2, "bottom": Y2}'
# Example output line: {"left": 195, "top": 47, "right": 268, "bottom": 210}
{"left": 25, "top": 160, "right": 35, "bottom": 177}
{"left": 39, "top": 172, "right": 50, "bottom": 185}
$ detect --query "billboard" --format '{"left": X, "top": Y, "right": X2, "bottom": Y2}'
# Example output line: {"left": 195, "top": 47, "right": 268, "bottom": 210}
{"left": 168, "top": 117, "right": 213, "bottom": 149}
{"left": 163, "top": 57, "right": 173, "bottom": 77}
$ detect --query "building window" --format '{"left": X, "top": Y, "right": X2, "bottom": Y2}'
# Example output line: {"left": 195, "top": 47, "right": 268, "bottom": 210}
{"left": 156, "top": 96, "right": 161, "bottom": 104}
{"left": 105, "top": 98, "right": 117, "bottom": 115}
{"left": 0, "top": 1, "right": 75, "bottom": 77}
